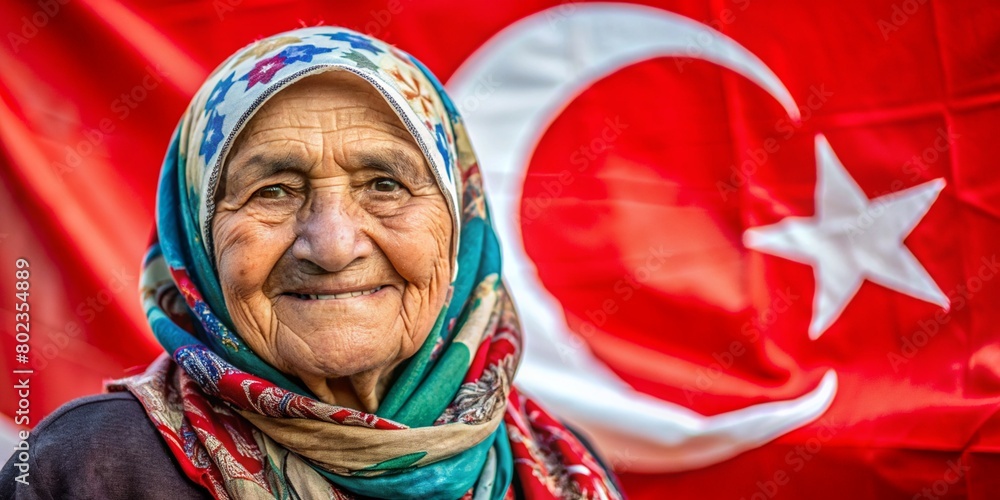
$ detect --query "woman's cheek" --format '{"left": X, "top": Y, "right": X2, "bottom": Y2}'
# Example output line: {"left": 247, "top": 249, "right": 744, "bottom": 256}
{"left": 388, "top": 201, "right": 451, "bottom": 253}
{"left": 391, "top": 224, "right": 450, "bottom": 288}
{"left": 421, "top": 209, "right": 454, "bottom": 280}
{"left": 216, "top": 215, "right": 287, "bottom": 297}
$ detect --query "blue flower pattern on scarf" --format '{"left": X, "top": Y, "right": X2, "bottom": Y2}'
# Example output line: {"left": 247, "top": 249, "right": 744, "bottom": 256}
{"left": 205, "top": 72, "right": 236, "bottom": 112}
{"left": 278, "top": 44, "right": 335, "bottom": 64}
{"left": 199, "top": 110, "right": 225, "bottom": 161}
{"left": 433, "top": 123, "right": 452, "bottom": 180}
{"left": 317, "top": 32, "right": 384, "bottom": 55}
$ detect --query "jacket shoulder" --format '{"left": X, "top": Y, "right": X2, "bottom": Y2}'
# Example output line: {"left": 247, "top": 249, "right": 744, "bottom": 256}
{"left": 1, "top": 392, "right": 210, "bottom": 499}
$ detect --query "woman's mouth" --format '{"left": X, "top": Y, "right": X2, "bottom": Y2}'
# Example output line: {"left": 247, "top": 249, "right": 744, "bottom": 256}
{"left": 286, "top": 285, "right": 385, "bottom": 300}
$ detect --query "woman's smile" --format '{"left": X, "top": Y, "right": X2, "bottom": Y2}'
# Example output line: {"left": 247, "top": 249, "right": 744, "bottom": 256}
{"left": 284, "top": 284, "right": 386, "bottom": 301}
{"left": 280, "top": 284, "right": 393, "bottom": 303}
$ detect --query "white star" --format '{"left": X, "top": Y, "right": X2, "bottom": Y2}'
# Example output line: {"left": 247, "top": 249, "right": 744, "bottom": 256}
{"left": 743, "top": 133, "right": 949, "bottom": 339}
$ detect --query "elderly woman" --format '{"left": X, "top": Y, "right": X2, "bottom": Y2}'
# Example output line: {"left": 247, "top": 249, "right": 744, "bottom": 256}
{"left": 0, "top": 27, "right": 622, "bottom": 499}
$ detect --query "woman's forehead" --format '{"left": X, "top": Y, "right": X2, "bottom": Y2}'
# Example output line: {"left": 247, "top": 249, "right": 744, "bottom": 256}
{"left": 228, "top": 75, "right": 423, "bottom": 167}
{"left": 262, "top": 71, "right": 392, "bottom": 108}
{"left": 241, "top": 72, "right": 412, "bottom": 138}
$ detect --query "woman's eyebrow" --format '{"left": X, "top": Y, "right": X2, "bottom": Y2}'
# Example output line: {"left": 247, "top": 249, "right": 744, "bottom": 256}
{"left": 229, "top": 153, "right": 306, "bottom": 186}
{"left": 356, "top": 149, "right": 428, "bottom": 181}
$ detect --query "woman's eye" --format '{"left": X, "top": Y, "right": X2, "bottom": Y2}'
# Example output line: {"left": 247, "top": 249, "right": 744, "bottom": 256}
{"left": 256, "top": 185, "right": 288, "bottom": 199}
{"left": 372, "top": 178, "right": 401, "bottom": 192}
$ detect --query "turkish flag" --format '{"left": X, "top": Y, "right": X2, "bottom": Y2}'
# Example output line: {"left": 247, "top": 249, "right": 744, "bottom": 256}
{"left": 3, "top": 1, "right": 1000, "bottom": 498}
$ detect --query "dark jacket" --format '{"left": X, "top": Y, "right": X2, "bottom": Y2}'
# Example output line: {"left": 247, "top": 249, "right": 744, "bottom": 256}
{"left": 0, "top": 392, "right": 211, "bottom": 499}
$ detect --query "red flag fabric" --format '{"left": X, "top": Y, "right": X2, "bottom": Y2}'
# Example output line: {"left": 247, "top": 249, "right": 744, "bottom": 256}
{"left": 3, "top": 1, "right": 1000, "bottom": 498}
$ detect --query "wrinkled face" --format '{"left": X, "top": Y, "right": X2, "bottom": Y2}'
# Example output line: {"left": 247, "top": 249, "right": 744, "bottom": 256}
{"left": 212, "top": 71, "right": 453, "bottom": 394}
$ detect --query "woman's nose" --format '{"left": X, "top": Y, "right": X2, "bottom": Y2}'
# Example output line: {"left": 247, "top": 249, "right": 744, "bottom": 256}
{"left": 291, "top": 190, "right": 373, "bottom": 272}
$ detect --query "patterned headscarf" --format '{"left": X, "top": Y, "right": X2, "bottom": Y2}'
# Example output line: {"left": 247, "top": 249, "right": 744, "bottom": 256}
{"left": 111, "top": 27, "right": 622, "bottom": 500}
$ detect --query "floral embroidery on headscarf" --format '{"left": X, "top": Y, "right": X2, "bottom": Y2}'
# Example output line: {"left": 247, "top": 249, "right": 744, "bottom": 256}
{"left": 233, "top": 35, "right": 301, "bottom": 65}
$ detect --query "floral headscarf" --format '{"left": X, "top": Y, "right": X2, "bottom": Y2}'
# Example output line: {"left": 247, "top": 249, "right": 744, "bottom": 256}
{"left": 111, "top": 27, "right": 623, "bottom": 500}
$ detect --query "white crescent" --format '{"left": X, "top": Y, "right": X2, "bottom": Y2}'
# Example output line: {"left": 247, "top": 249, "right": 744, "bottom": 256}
{"left": 446, "top": 2, "right": 837, "bottom": 472}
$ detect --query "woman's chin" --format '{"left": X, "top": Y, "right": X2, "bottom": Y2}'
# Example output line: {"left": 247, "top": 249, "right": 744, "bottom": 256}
{"left": 276, "top": 331, "right": 399, "bottom": 381}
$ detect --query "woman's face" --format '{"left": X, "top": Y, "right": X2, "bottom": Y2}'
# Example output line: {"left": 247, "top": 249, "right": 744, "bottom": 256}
{"left": 212, "top": 71, "right": 453, "bottom": 410}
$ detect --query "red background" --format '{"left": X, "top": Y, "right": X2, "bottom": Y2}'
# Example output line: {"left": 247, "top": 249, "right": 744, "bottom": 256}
{"left": 3, "top": 0, "right": 1000, "bottom": 497}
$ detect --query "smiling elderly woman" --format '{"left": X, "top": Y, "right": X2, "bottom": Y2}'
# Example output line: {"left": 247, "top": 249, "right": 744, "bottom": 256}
{"left": 0, "top": 27, "right": 622, "bottom": 500}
